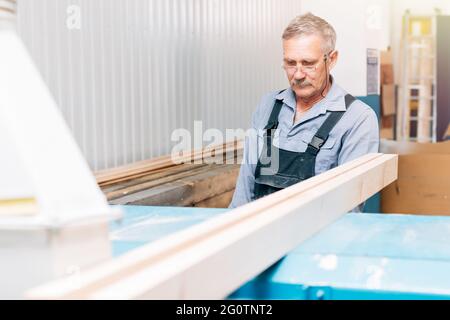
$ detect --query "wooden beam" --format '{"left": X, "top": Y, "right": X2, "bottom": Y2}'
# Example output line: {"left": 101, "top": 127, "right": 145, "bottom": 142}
{"left": 104, "top": 164, "right": 211, "bottom": 201}
{"left": 27, "top": 154, "right": 397, "bottom": 300}
{"left": 194, "top": 190, "right": 235, "bottom": 209}
{"left": 95, "top": 140, "right": 243, "bottom": 187}
{"left": 100, "top": 163, "right": 208, "bottom": 195}
{"left": 108, "top": 164, "right": 240, "bottom": 206}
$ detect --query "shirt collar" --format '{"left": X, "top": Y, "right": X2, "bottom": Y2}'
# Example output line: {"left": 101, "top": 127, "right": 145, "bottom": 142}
{"left": 275, "top": 76, "right": 348, "bottom": 113}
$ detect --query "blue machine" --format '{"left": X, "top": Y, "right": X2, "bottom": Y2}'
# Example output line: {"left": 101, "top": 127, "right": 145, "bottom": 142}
{"left": 110, "top": 206, "right": 450, "bottom": 300}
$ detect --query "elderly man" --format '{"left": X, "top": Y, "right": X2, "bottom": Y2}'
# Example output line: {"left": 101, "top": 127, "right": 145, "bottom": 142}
{"left": 230, "top": 13, "right": 379, "bottom": 209}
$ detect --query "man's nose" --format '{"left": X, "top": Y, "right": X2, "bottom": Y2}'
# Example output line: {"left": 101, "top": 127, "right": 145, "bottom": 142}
{"left": 293, "top": 68, "right": 306, "bottom": 79}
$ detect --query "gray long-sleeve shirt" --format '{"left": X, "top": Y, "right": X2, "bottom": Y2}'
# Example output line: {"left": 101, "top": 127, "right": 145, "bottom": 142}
{"left": 229, "top": 79, "right": 380, "bottom": 209}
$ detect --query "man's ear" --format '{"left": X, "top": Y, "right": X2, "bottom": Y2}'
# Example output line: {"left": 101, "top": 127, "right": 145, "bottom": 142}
{"left": 328, "top": 50, "right": 338, "bottom": 70}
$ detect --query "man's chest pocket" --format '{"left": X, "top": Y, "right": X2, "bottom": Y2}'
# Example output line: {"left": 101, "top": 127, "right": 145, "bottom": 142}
{"left": 316, "top": 136, "right": 339, "bottom": 173}
{"left": 300, "top": 132, "right": 339, "bottom": 172}
{"left": 319, "top": 137, "right": 337, "bottom": 151}
{"left": 299, "top": 132, "right": 336, "bottom": 151}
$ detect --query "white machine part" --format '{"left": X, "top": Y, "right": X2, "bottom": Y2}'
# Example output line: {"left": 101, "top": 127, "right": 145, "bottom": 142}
{"left": 0, "top": 0, "right": 120, "bottom": 298}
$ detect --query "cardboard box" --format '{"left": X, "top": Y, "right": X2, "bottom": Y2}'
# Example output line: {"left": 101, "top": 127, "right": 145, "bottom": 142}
{"left": 380, "top": 50, "right": 393, "bottom": 65}
{"left": 380, "top": 140, "right": 450, "bottom": 215}
{"left": 380, "top": 127, "right": 394, "bottom": 140}
{"left": 381, "top": 64, "right": 394, "bottom": 85}
{"left": 382, "top": 115, "right": 394, "bottom": 128}
{"left": 382, "top": 84, "right": 396, "bottom": 116}
{"left": 444, "top": 124, "right": 450, "bottom": 140}
{"left": 380, "top": 50, "right": 394, "bottom": 85}
{"left": 381, "top": 140, "right": 450, "bottom": 154}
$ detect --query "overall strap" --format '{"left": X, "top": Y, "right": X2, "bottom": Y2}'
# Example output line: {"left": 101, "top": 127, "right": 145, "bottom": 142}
{"left": 264, "top": 90, "right": 287, "bottom": 132}
{"left": 306, "top": 94, "right": 357, "bottom": 156}
{"left": 261, "top": 90, "right": 287, "bottom": 158}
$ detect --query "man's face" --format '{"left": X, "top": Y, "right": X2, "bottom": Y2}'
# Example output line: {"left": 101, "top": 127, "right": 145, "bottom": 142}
{"left": 282, "top": 35, "right": 337, "bottom": 100}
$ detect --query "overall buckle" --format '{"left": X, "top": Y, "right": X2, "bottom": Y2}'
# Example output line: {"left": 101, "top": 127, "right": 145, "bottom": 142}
{"left": 264, "top": 121, "right": 278, "bottom": 131}
{"left": 309, "top": 136, "right": 325, "bottom": 150}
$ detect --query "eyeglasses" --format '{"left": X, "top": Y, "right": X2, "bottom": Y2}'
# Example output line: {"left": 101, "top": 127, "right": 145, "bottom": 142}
{"left": 282, "top": 52, "right": 332, "bottom": 75}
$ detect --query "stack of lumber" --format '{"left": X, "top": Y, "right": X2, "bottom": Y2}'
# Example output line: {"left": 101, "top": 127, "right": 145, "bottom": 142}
{"left": 95, "top": 141, "right": 243, "bottom": 208}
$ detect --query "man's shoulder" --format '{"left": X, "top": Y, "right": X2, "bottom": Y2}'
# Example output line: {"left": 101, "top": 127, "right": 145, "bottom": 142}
{"left": 330, "top": 83, "right": 379, "bottom": 133}
{"left": 334, "top": 83, "right": 377, "bottom": 123}
{"left": 339, "top": 95, "right": 379, "bottom": 135}
{"left": 347, "top": 97, "right": 378, "bottom": 122}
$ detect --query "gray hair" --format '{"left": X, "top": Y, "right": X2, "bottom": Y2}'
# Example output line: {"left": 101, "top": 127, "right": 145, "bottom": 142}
{"left": 282, "top": 13, "right": 337, "bottom": 53}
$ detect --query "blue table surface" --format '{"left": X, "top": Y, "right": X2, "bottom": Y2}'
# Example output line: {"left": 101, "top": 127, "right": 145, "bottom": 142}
{"left": 110, "top": 206, "right": 450, "bottom": 299}
{"left": 110, "top": 206, "right": 228, "bottom": 256}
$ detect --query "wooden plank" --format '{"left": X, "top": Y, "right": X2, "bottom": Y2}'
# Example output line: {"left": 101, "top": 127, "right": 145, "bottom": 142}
{"left": 95, "top": 140, "right": 243, "bottom": 187}
{"left": 101, "top": 164, "right": 206, "bottom": 194}
{"left": 99, "top": 146, "right": 242, "bottom": 188}
{"left": 102, "top": 146, "right": 242, "bottom": 188}
{"left": 104, "top": 164, "right": 212, "bottom": 201}
{"left": 194, "top": 190, "right": 235, "bottom": 208}
{"left": 27, "top": 153, "right": 397, "bottom": 299}
{"left": 109, "top": 164, "right": 240, "bottom": 206}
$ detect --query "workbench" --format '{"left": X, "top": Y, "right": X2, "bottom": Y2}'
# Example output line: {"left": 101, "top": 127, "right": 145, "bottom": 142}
{"left": 110, "top": 206, "right": 450, "bottom": 300}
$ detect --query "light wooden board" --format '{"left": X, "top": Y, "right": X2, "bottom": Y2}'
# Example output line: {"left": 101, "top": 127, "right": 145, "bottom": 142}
{"left": 27, "top": 153, "right": 397, "bottom": 300}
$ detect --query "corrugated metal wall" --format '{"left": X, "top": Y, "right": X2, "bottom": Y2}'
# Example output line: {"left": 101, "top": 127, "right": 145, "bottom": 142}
{"left": 16, "top": 0, "right": 301, "bottom": 171}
